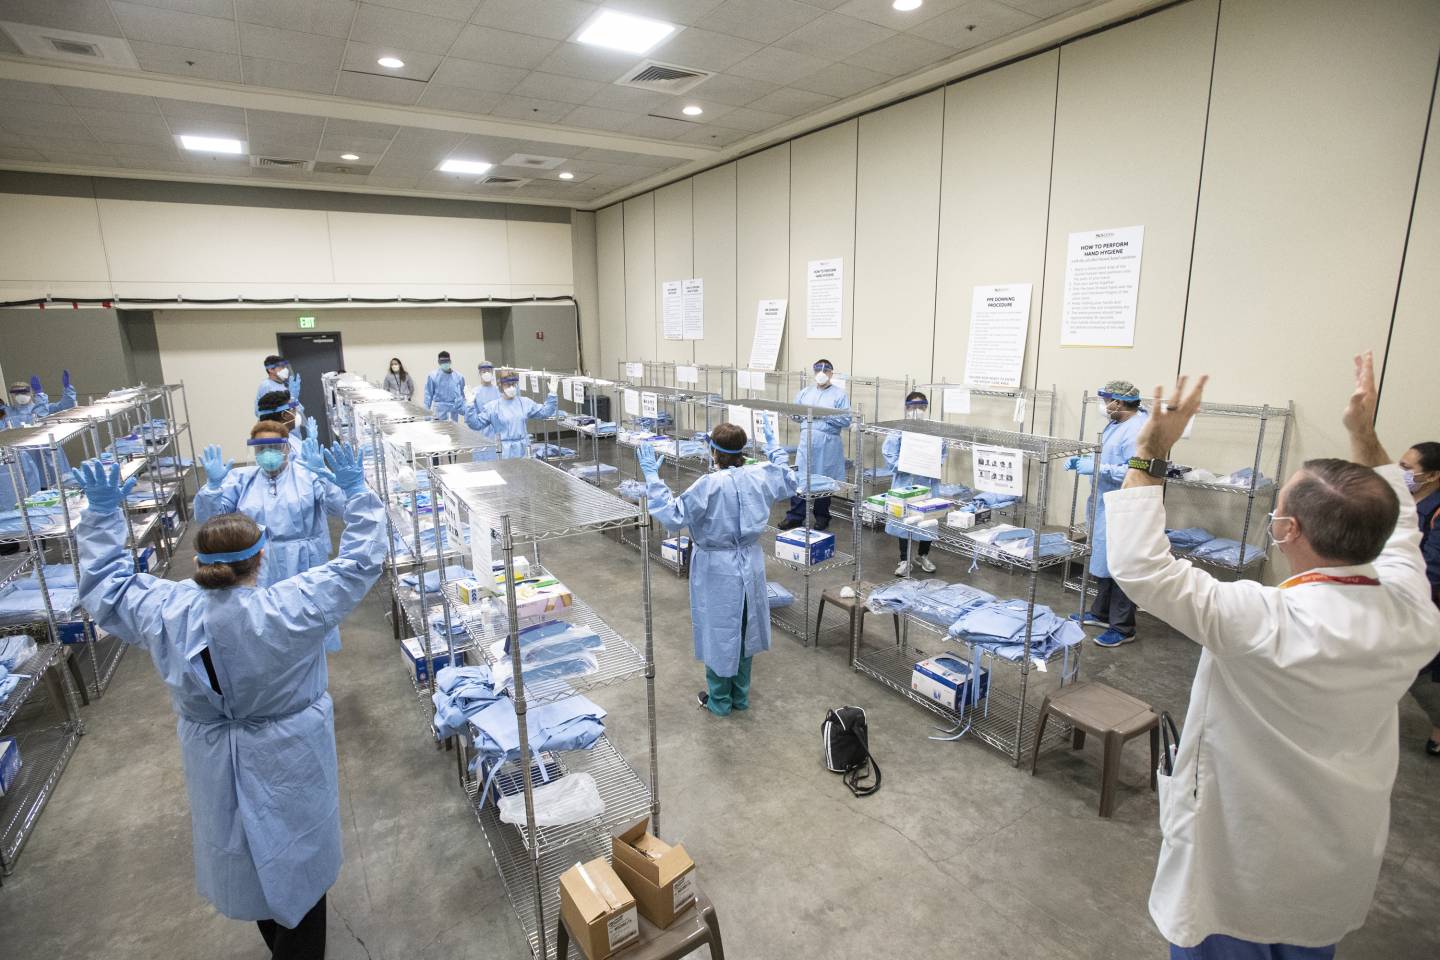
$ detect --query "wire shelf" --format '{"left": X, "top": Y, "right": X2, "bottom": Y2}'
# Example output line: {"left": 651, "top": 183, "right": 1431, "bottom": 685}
{"left": 0, "top": 720, "right": 83, "bottom": 873}
{"left": 74, "top": 631, "right": 128, "bottom": 700}
{"left": 0, "top": 552, "right": 36, "bottom": 591}
{"left": 432, "top": 459, "right": 644, "bottom": 542}
{"left": 865, "top": 418, "right": 1096, "bottom": 461}
{"left": 881, "top": 602, "right": 1084, "bottom": 669}
{"left": 884, "top": 518, "right": 1087, "bottom": 571}
{"left": 722, "top": 396, "right": 853, "bottom": 420}
{"left": 0, "top": 644, "right": 62, "bottom": 732}
{"left": 379, "top": 419, "right": 496, "bottom": 457}
{"left": 1164, "top": 476, "right": 1277, "bottom": 497}
{"left": 0, "top": 422, "right": 91, "bottom": 448}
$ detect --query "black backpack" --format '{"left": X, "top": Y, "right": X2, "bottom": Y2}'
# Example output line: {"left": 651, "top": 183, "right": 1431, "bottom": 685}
{"left": 822, "top": 705, "right": 881, "bottom": 797}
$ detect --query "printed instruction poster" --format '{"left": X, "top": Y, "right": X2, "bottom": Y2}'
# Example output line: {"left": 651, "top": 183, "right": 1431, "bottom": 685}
{"left": 661, "top": 281, "right": 683, "bottom": 340}
{"left": 972, "top": 445, "right": 1025, "bottom": 497}
{"left": 965, "top": 283, "right": 1031, "bottom": 389}
{"left": 748, "top": 299, "right": 787, "bottom": 371}
{"left": 1060, "top": 226, "right": 1145, "bottom": 347}
{"left": 682, "top": 278, "right": 704, "bottom": 341}
{"left": 806, "top": 258, "right": 844, "bottom": 339}
{"left": 897, "top": 432, "right": 944, "bottom": 480}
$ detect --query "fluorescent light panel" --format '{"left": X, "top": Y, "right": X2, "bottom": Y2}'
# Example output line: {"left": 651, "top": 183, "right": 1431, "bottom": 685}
{"left": 178, "top": 134, "right": 244, "bottom": 154}
{"left": 575, "top": 10, "right": 675, "bottom": 54}
{"left": 377, "top": 56, "right": 405, "bottom": 68}
{"left": 439, "top": 158, "right": 492, "bottom": 175}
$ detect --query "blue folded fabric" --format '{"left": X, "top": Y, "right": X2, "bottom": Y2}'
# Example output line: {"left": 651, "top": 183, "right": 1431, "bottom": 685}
{"left": 862, "top": 466, "right": 894, "bottom": 482}
{"left": 866, "top": 579, "right": 996, "bottom": 627}
{"left": 947, "top": 598, "right": 1084, "bottom": 662}
{"left": 0, "top": 585, "right": 80, "bottom": 621}
{"left": 15, "top": 564, "right": 78, "bottom": 591}
{"left": 0, "top": 635, "right": 37, "bottom": 670}
{"left": 431, "top": 665, "right": 500, "bottom": 738}
{"left": 568, "top": 463, "right": 618, "bottom": 479}
{"left": 937, "top": 483, "right": 975, "bottom": 500}
{"left": 615, "top": 479, "right": 648, "bottom": 503}
{"left": 971, "top": 491, "right": 1019, "bottom": 509}
{"left": 1189, "top": 538, "right": 1265, "bottom": 566}
{"left": 990, "top": 528, "right": 1070, "bottom": 560}
{"left": 500, "top": 621, "right": 604, "bottom": 659}
{"left": 531, "top": 444, "right": 576, "bottom": 458}
{"left": 468, "top": 694, "right": 606, "bottom": 789}
{"left": 767, "top": 581, "right": 794, "bottom": 609}
{"left": 0, "top": 673, "right": 19, "bottom": 703}
{"left": 400, "top": 564, "right": 474, "bottom": 594}
{"left": 1166, "top": 527, "right": 1216, "bottom": 551}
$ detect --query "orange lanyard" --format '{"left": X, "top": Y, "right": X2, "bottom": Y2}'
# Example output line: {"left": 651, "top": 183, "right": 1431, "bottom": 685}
{"left": 1279, "top": 572, "right": 1380, "bottom": 589}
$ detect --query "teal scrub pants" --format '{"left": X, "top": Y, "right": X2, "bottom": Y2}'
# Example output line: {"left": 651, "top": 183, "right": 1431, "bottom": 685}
{"left": 704, "top": 599, "right": 752, "bottom": 716}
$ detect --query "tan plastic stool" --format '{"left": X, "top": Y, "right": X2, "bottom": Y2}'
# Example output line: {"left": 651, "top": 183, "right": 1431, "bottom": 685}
{"left": 1030, "top": 681, "right": 1159, "bottom": 818}
{"left": 555, "top": 886, "right": 724, "bottom": 960}
{"left": 815, "top": 581, "right": 900, "bottom": 648}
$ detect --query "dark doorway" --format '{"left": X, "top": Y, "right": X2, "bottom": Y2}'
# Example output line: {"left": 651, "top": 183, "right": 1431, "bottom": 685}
{"left": 276, "top": 332, "right": 344, "bottom": 447}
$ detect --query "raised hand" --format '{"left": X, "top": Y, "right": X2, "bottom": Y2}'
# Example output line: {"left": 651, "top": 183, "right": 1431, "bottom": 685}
{"left": 322, "top": 442, "right": 367, "bottom": 494}
{"left": 1136, "top": 375, "right": 1209, "bottom": 459}
{"left": 71, "top": 459, "right": 136, "bottom": 512}
{"left": 201, "top": 444, "right": 234, "bottom": 488}
{"left": 636, "top": 443, "right": 663, "bottom": 479}
{"left": 1342, "top": 352, "right": 1388, "bottom": 467}
{"left": 28, "top": 375, "right": 41, "bottom": 396}
{"left": 300, "top": 435, "right": 327, "bottom": 476}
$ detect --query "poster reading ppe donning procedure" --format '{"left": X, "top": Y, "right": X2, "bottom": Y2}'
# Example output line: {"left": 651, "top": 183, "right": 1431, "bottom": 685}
{"left": 661, "top": 281, "right": 683, "bottom": 340}
{"left": 748, "top": 299, "right": 787, "bottom": 371}
{"left": 1060, "top": 226, "right": 1144, "bottom": 347}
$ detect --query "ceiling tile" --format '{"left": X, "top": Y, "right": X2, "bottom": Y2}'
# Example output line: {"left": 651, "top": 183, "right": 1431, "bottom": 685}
{"left": 801, "top": 0, "right": 849, "bottom": 8}
{"left": 673, "top": 123, "right": 747, "bottom": 146}
{"left": 917, "top": 1, "right": 1038, "bottom": 50}
{"left": 0, "top": 80, "right": 69, "bottom": 105}
{"left": 334, "top": 71, "right": 428, "bottom": 104}
{"left": 110, "top": 1, "right": 238, "bottom": 54}
{"left": 469, "top": 0, "right": 596, "bottom": 41}
{"left": 509, "top": 71, "right": 602, "bottom": 105}
{"left": 74, "top": 107, "right": 171, "bottom": 134}
{"left": 0, "top": 0, "right": 122, "bottom": 36}
{"left": 773, "top": 11, "right": 894, "bottom": 59}
{"left": 365, "top": 175, "right": 422, "bottom": 189}
{"left": 26, "top": 134, "right": 107, "bottom": 153}
{"left": 1008, "top": 0, "right": 1092, "bottom": 16}
{"left": 449, "top": 24, "right": 560, "bottom": 69}
{"left": 130, "top": 40, "right": 243, "bottom": 82}
{"left": 416, "top": 84, "right": 506, "bottom": 113}
{"left": 534, "top": 41, "right": 638, "bottom": 83}
{"left": 747, "top": 87, "right": 836, "bottom": 117}
{"left": 0, "top": 145, "right": 46, "bottom": 162}
{"left": 0, "top": 100, "right": 83, "bottom": 124}
{"left": 605, "top": 0, "right": 726, "bottom": 26}
{"left": 692, "top": 0, "right": 822, "bottom": 45}
{"left": 235, "top": 0, "right": 357, "bottom": 39}
{"left": 371, "top": 153, "right": 433, "bottom": 175}
{"left": 2, "top": 118, "right": 97, "bottom": 140}
{"left": 788, "top": 60, "right": 891, "bottom": 99}
{"left": 58, "top": 88, "right": 160, "bottom": 113}
{"left": 88, "top": 120, "right": 187, "bottom": 147}
{"left": 39, "top": 148, "right": 119, "bottom": 165}
{"left": 387, "top": 127, "right": 468, "bottom": 154}
{"left": 0, "top": 30, "right": 17, "bottom": 53}
{"left": 156, "top": 99, "right": 247, "bottom": 127}
{"left": 561, "top": 105, "right": 639, "bottom": 134}
{"left": 365, "top": 0, "right": 481, "bottom": 21}
{"left": 624, "top": 114, "right": 697, "bottom": 139}
{"left": 121, "top": 0, "right": 233, "bottom": 15}
{"left": 647, "top": 97, "right": 735, "bottom": 122}
{"left": 429, "top": 57, "right": 526, "bottom": 93}
{"left": 574, "top": 146, "right": 672, "bottom": 167}
{"left": 0, "top": 129, "right": 36, "bottom": 147}
{"left": 325, "top": 118, "right": 400, "bottom": 139}
{"left": 650, "top": 27, "right": 760, "bottom": 72}
{"left": 453, "top": 133, "right": 534, "bottom": 157}
{"left": 343, "top": 42, "right": 443, "bottom": 80}
{"left": 242, "top": 56, "right": 337, "bottom": 94}
{"left": 844, "top": 32, "right": 957, "bottom": 76}
{"left": 248, "top": 138, "right": 319, "bottom": 159}
{"left": 584, "top": 84, "right": 674, "bottom": 113}
{"left": 688, "top": 72, "right": 776, "bottom": 106}
{"left": 319, "top": 133, "right": 396, "bottom": 156}
{"left": 490, "top": 95, "right": 576, "bottom": 124}
{"left": 349, "top": 2, "right": 467, "bottom": 55}
{"left": 239, "top": 23, "right": 347, "bottom": 68}
{"left": 108, "top": 141, "right": 181, "bottom": 161}
{"left": 246, "top": 110, "right": 326, "bottom": 137}
{"left": 728, "top": 45, "right": 829, "bottom": 86}
{"left": 835, "top": 0, "right": 967, "bottom": 30}
{"left": 705, "top": 105, "right": 788, "bottom": 133}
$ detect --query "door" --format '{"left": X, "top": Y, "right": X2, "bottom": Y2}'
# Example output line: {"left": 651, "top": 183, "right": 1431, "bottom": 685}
{"left": 276, "top": 332, "right": 344, "bottom": 446}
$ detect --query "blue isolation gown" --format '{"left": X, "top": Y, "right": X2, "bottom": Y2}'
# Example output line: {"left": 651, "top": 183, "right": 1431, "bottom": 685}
{"left": 194, "top": 462, "right": 347, "bottom": 650}
{"left": 882, "top": 432, "right": 941, "bottom": 543}
{"left": 646, "top": 449, "right": 798, "bottom": 676}
{"left": 465, "top": 393, "right": 558, "bottom": 459}
{"left": 75, "top": 487, "right": 385, "bottom": 927}
{"left": 792, "top": 383, "right": 851, "bottom": 488}
{"left": 4, "top": 385, "right": 78, "bottom": 486}
{"left": 424, "top": 368, "right": 467, "bottom": 422}
{"left": 468, "top": 383, "right": 502, "bottom": 461}
{"left": 1087, "top": 410, "right": 1148, "bottom": 578}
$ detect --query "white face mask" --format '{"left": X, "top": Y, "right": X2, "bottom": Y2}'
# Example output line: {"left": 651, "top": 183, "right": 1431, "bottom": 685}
{"left": 503, "top": 386, "right": 517, "bottom": 399}
{"left": 1266, "top": 512, "right": 1295, "bottom": 548}
{"left": 10, "top": 392, "right": 31, "bottom": 406}
{"left": 481, "top": 371, "right": 494, "bottom": 383}
{"left": 814, "top": 371, "right": 830, "bottom": 386}
{"left": 274, "top": 367, "right": 290, "bottom": 381}
{"left": 390, "top": 364, "right": 400, "bottom": 373}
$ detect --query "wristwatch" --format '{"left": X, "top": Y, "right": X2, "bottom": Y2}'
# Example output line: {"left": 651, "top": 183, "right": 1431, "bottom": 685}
{"left": 1128, "top": 456, "right": 1169, "bottom": 478}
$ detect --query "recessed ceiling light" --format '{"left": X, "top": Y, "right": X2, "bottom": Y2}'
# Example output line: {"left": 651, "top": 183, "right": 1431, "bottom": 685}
{"left": 682, "top": 105, "right": 703, "bottom": 116}
{"left": 340, "top": 153, "right": 359, "bottom": 161}
{"left": 558, "top": 172, "right": 574, "bottom": 180}
{"left": 575, "top": 9, "right": 675, "bottom": 54}
{"left": 893, "top": 0, "right": 923, "bottom": 10}
{"left": 178, "top": 134, "right": 244, "bottom": 154}
{"left": 377, "top": 56, "right": 405, "bottom": 69}
{"left": 439, "top": 158, "right": 492, "bottom": 175}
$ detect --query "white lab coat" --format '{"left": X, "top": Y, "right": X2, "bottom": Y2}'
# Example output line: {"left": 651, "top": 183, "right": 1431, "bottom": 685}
{"left": 1105, "top": 463, "right": 1440, "bottom": 948}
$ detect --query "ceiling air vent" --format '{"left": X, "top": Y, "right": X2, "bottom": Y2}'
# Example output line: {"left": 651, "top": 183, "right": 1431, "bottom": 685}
{"left": 49, "top": 37, "right": 99, "bottom": 57}
{"left": 479, "top": 176, "right": 530, "bottom": 188}
{"left": 501, "top": 153, "right": 566, "bottom": 170}
{"left": 616, "top": 60, "right": 711, "bottom": 95}
{"left": 250, "top": 156, "right": 315, "bottom": 172}
{"left": 0, "top": 22, "right": 140, "bottom": 68}
{"left": 314, "top": 161, "right": 374, "bottom": 176}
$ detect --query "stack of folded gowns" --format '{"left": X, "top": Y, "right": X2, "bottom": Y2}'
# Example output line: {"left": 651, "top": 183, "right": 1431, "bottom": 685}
{"left": 487, "top": 620, "right": 605, "bottom": 693}
{"left": 615, "top": 479, "right": 648, "bottom": 503}
{"left": 1166, "top": 527, "right": 1216, "bottom": 551}
{"left": 766, "top": 582, "right": 794, "bottom": 609}
{"left": 0, "top": 565, "right": 81, "bottom": 625}
{"left": 865, "top": 579, "right": 995, "bottom": 628}
{"left": 568, "top": 463, "right": 618, "bottom": 480}
{"left": 401, "top": 564, "right": 474, "bottom": 595}
{"left": 530, "top": 444, "right": 576, "bottom": 458}
{"left": 1189, "top": 538, "right": 1265, "bottom": 567}
{"left": 431, "top": 665, "right": 502, "bottom": 738}
{"left": 947, "top": 599, "right": 1084, "bottom": 662}
{"left": 469, "top": 692, "right": 607, "bottom": 800}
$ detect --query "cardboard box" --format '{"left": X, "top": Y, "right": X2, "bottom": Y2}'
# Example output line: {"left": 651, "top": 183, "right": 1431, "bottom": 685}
{"left": 774, "top": 529, "right": 835, "bottom": 565}
{"left": 611, "top": 818, "right": 698, "bottom": 930}
{"left": 559, "top": 858, "right": 639, "bottom": 960}
{"left": 456, "top": 578, "right": 490, "bottom": 605}
{"left": 946, "top": 510, "right": 977, "bottom": 530}
{"left": 911, "top": 654, "right": 989, "bottom": 712}
{"left": 661, "top": 536, "right": 691, "bottom": 566}
{"left": 888, "top": 484, "right": 931, "bottom": 500}
{"left": 862, "top": 494, "right": 891, "bottom": 514}
{"left": 514, "top": 580, "right": 573, "bottom": 621}
{"left": 400, "top": 636, "right": 464, "bottom": 684}
{"left": 0, "top": 738, "right": 19, "bottom": 798}
{"left": 133, "top": 545, "right": 156, "bottom": 574}
{"left": 905, "top": 497, "right": 953, "bottom": 517}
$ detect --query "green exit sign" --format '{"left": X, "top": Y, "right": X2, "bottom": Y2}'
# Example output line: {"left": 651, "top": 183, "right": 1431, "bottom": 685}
{"left": 298, "top": 316, "right": 316, "bottom": 329}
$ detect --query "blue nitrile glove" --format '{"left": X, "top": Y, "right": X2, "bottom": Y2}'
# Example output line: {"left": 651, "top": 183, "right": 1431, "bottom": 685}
{"left": 306, "top": 415, "right": 319, "bottom": 440}
{"left": 62, "top": 369, "right": 71, "bottom": 391}
{"left": 301, "top": 435, "right": 327, "bottom": 476}
{"left": 636, "top": 443, "right": 663, "bottom": 480}
{"left": 29, "top": 375, "right": 41, "bottom": 395}
{"left": 1073, "top": 456, "right": 1095, "bottom": 476}
{"left": 201, "top": 444, "right": 234, "bottom": 488}
{"left": 71, "top": 459, "right": 135, "bottom": 512}
{"left": 289, "top": 371, "right": 302, "bottom": 401}
{"left": 322, "top": 442, "right": 367, "bottom": 495}
{"left": 761, "top": 416, "right": 777, "bottom": 451}
{"left": 1064, "top": 457, "right": 1078, "bottom": 471}
{"left": 62, "top": 369, "right": 76, "bottom": 403}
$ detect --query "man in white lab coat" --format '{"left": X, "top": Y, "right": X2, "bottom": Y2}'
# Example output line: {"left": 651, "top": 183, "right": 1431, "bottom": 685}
{"left": 1104, "top": 354, "right": 1440, "bottom": 960}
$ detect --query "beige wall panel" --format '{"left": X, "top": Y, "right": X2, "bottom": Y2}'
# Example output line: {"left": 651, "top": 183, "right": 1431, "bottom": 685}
{"left": 570, "top": 211, "right": 601, "bottom": 375}
{"left": 933, "top": 52, "right": 1058, "bottom": 401}
{"left": 1379, "top": 85, "right": 1440, "bottom": 453}
{"left": 154, "top": 306, "right": 487, "bottom": 455}
{"left": 623, "top": 194, "right": 657, "bottom": 364}
{"left": 596, "top": 204, "right": 628, "bottom": 378}
{"left": 852, "top": 91, "right": 944, "bottom": 391}
{"left": 507, "top": 219, "right": 574, "bottom": 288}
{"left": 1035, "top": 0, "right": 1217, "bottom": 450}
{"left": 0, "top": 194, "right": 110, "bottom": 285}
{"left": 692, "top": 163, "right": 738, "bottom": 370}
{"left": 652, "top": 180, "right": 695, "bottom": 365}
{"left": 1183, "top": 0, "right": 1440, "bottom": 468}
{"left": 735, "top": 144, "right": 791, "bottom": 376}
{"left": 787, "top": 120, "right": 858, "bottom": 376}
{"left": 99, "top": 198, "right": 333, "bottom": 286}
{"left": 328, "top": 211, "right": 509, "bottom": 286}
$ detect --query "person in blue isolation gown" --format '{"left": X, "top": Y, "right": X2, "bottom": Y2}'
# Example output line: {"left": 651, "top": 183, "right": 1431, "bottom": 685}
{"left": 0, "top": 400, "right": 42, "bottom": 512}
{"left": 194, "top": 420, "right": 347, "bottom": 651}
{"left": 466, "top": 360, "right": 503, "bottom": 461}
{"left": 3, "top": 372, "right": 78, "bottom": 488}
{"left": 464, "top": 369, "right": 559, "bottom": 459}
{"left": 778, "top": 358, "right": 851, "bottom": 532}
{"left": 641, "top": 419, "right": 798, "bottom": 717}
{"left": 256, "top": 389, "right": 313, "bottom": 459}
{"left": 254, "top": 355, "right": 301, "bottom": 418}
{"left": 423, "top": 350, "right": 466, "bottom": 422}
{"left": 884, "top": 391, "right": 941, "bottom": 578}
{"left": 72, "top": 445, "right": 384, "bottom": 960}
{"left": 1065, "top": 378, "right": 1150, "bottom": 648}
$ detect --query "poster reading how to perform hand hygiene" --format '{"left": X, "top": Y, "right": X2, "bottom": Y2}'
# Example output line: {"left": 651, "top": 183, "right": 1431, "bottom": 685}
{"left": 1060, "top": 226, "right": 1144, "bottom": 347}
{"left": 806, "top": 258, "right": 843, "bottom": 339}
{"left": 965, "top": 284, "right": 1031, "bottom": 389}
{"left": 682, "top": 278, "right": 704, "bottom": 341}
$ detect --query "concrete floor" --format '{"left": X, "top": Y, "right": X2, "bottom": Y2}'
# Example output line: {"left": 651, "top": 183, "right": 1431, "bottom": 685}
{"left": 2, "top": 478, "right": 1437, "bottom": 959}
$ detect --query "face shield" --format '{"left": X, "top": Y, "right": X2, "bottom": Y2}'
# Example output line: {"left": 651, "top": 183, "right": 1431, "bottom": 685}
{"left": 813, "top": 361, "right": 833, "bottom": 386}
{"left": 248, "top": 436, "right": 289, "bottom": 475}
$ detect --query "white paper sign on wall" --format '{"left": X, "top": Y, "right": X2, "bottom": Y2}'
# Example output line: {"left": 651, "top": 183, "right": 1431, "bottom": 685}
{"left": 682, "top": 277, "right": 704, "bottom": 340}
{"left": 965, "top": 283, "right": 1031, "bottom": 389}
{"left": 806, "top": 258, "right": 843, "bottom": 339}
{"left": 661, "top": 281, "right": 683, "bottom": 340}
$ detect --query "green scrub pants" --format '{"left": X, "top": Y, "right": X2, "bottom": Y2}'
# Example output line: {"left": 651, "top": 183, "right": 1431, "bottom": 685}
{"left": 704, "top": 598, "right": 752, "bottom": 716}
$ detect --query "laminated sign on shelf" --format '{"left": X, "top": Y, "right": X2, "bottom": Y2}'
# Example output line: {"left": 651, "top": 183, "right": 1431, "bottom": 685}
{"left": 641, "top": 392, "right": 658, "bottom": 419}
{"left": 573, "top": 382, "right": 585, "bottom": 407}
{"left": 972, "top": 445, "right": 1024, "bottom": 498}
{"left": 897, "top": 431, "right": 944, "bottom": 480}
{"left": 943, "top": 387, "right": 971, "bottom": 416}
{"left": 676, "top": 365, "right": 698, "bottom": 385}
{"left": 623, "top": 389, "right": 640, "bottom": 415}
{"left": 626, "top": 362, "right": 643, "bottom": 379}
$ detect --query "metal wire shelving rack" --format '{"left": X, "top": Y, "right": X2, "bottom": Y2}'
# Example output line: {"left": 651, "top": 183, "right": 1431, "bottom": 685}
{"left": 427, "top": 457, "right": 659, "bottom": 960}
{"left": 854, "top": 418, "right": 1099, "bottom": 766}
{"left": 1063, "top": 394, "right": 1293, "bottom": 595}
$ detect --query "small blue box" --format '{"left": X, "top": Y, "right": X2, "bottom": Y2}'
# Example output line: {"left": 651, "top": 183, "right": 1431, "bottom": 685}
{"left": 401, "top": 636, "right": 465, "bottom": 683}
{"left": 774, "top": 529, "right": 836, "bottom": 565}
{"left": 0, "top": 738, "right": 20, "bottom": 798}
{"left": 57, "top": 621, "right": 89, "bottom": 644}
{"left": 135, "top": 546, "right": 156, "bottom": 573}
{"left": 911, "top": 654, "right": 989, "bottom": 712}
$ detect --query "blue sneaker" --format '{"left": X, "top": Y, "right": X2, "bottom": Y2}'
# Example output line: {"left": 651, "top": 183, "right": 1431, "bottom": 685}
{"left": 1069, "top": 612, "right": 1106, "bottom": 627}
{"left": 1094, "top": 629, "right": 1136, "bottom": 648}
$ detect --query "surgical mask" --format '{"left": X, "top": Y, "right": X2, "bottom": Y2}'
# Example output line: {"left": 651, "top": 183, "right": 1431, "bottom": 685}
{"left": 905, "top": 407, "right": 927, "bottom": 420}
{"left": 1266, "top": 512, "right": 1295, "bottom": 547}
{"left": 440, "top": 362, "right": 452, "bottom": 373}
{"left": 503, "top": 386, "right": 517, "bottom": 399}
{"left": 255, "top": 449, "right": 286, "bottom": 474}
{"left": 815, "top": 372, "right": 830, "bottom": 386}
{"left": 481, "top": 371, "right": 494, "bottom": 383}
{"left": 390, "top": 364, "right": 400, "bottom": 373}
{"left": 273, "top": 367, "right": 290, "bottom": 381}
{"left": 10, "top": 392, "right": 30, "bottom": 406}
{"left": 1403, "top": 469, "right": 1426, "bottom": 493}
{"left": 1105, "top": 401, "right": 1125, "bottom": 421}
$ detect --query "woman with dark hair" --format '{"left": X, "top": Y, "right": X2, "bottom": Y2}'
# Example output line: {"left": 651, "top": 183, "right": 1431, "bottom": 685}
{"left": 383, "top": 357, "right": 414, "bottom": 401}
{"left": 1399, "top": 440, "right": 1440, "bottom": 754}
{"left": 638, "top": 420, "right": 798, "bottom": 716}
{"left": 71, "top": 445, "right": 384, "bottom": 959}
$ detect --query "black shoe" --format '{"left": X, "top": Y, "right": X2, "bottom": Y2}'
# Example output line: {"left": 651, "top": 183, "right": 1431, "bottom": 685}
{"left": 696, "top": 692, "right": 709, "bottom": 709}
{"left": 777, "top": 518, "right": 802, "bottom": 531}
{"left": 814, "top": 522, "right": 830, "bottom": 532}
